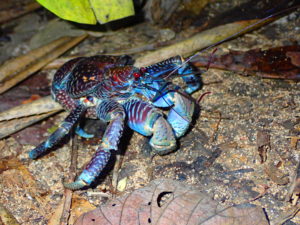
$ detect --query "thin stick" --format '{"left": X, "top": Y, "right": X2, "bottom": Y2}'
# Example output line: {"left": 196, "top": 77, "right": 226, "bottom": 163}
{"left": 111, "top": 154, "right": 125, "bottom": 193}
{"left": 60, "top": 134, "right": 78, "bottom": 225}
{"left": 0, "top": 2, "right": 41, "bottom": 24}
{"left": 0, "top": 34, "right": 88, "bottom": 94}
{"left": 0, "top": 96, "right": 62, "bottom": 122}
{"left": 210, "top": 111, "right": 222, "bottom": 143}
{"left": 0, "top": 110, "right": 60, "bottom": 139}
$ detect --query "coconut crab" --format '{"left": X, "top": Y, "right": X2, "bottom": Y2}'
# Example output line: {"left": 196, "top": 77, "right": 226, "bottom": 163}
{"left": 29, "top": 55, "right": 200, "bottom": 189}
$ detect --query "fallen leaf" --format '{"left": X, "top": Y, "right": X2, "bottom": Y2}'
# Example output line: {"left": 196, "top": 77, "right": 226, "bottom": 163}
{"left": 36, "top": 0, "right": 135, "bottom": 24}
{"left": 192, "top": 45, "right": 300, "bottom": 80}
{"left": 117, "top": 177, "right": 128, "bottom": 192}
{"left": 47, "top": 200, "right": 64, "bottom": 225}
{"left": 69, "top": 194, "right": 97, "bottom": 224}
{"left": 0, "top": 203, "right": 20, "bottom": 225}
{"left": 257, "top": 130, "right": 271, "bottom": 163}
{"left": 264, "top": 163, "right": 289, "bottom": 185}
{"left": 74, "top": 179, "right": 269, "bottom": 225}
{"left": 290, "top": 137, "right": 300, "bottom": 149}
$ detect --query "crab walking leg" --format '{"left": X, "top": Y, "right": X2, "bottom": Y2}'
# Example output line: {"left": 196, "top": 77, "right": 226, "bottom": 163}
{"left": 29, "top": 105, "right": 86, "bottom": 159}
{"left": 123, "top": 99, "right": 176, "bottom": 155}
{"left": 64, "top": 100, "right": 125, "bottom": 190}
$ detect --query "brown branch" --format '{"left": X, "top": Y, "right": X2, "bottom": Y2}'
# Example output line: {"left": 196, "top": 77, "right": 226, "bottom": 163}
{"left": 0, "top": 34, "right": 88, "bottom": 94}
{"left": 0, "top": 96, "right": 62, "bottom": 122}
{"left": 210, "top": 111, "right": 222, "bottom": 143}
{"left": 44, "top": 56, "right": 83, "bottom": 70}
{"left": 134, "top": 19, "right": 269, "bottom": 67}
{"left": 0, "top": 2, "right": 41, "bottom": 24}
{"left": 0, "top": 110, "right": 60, "bottom": 139}
{"left": 60, "top": 134, "right": 79, "bottom": 225}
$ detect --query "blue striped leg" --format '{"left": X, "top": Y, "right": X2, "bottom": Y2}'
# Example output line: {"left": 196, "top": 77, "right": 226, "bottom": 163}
{"left": 29, "top": 105, "right": 86, "bottom": 159}
{"left": 123, "top": 99, "right": 176, "bottom": 155}
{"left": 64, "top": 100, "right": 125, "bottom": 190}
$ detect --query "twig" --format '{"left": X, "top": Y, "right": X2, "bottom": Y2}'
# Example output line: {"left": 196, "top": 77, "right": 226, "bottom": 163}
{"left": 44, "top": 56, "right": 82, "bottom": 70}
{"left": 249, "top": 184, "right": 270, "bottom": 202}
{"left": 271, "top": 205, "right": 300, "bottom": 225}
{"left": 134, "top": 19, "right": 270, "bottom": 67}
{"left": 196, "top": 91, "right": 211, "bottom": 104}
{"left": 0, "top": 96, "right": 62, "bottom": 122}
{"left": 0, "top": 2, "right": 41, "bottom": 24}
{"left": 285, "top": 160, "right": 300, "bottom": 203}
{"left": 210, "top": 111, "right": 222, "bottom": 143}
{"left": 111, "top": 154, "right": 124, "bottom": 193}
{"left": 0, "top": 34, "right": 88, "bottom": 94}
{"left": 0, "top": 110, "right": 60, "bottom": 139}
{"left": 60, "top": 134, "right": 78, "bottom": 225}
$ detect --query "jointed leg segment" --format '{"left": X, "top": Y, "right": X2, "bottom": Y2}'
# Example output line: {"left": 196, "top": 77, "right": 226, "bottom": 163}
{"left": 29, "top": 105, "right": 86, "bottom": 159}
{"left": 64, "top": 100, "right": 125, "bottom": 189}
{"left": 123, "top": 99, "right": 176, "bottom": 155}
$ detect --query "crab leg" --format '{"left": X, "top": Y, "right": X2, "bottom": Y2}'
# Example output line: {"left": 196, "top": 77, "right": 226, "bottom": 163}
{"left": 123, "top": 98, "right": 176, "bottom": 155}
{"left": 64, "top": 100, "right": 125, "bottom": 190}
{"left": 29, "top": 105, "right": 86, "bottom": 159}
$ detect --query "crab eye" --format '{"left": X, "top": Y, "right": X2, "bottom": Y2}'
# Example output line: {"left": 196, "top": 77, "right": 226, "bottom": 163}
{"left": 112, "top": 74, "right": 118, "bottom": 81}
{"left": 140, "top": 67, "right": 146, "bottom": 73}
{"left": 133, "top": 72, "right": 141, "bottom": 79}
{"left": 87, "top": 96, "right": 94, "bottom": 103}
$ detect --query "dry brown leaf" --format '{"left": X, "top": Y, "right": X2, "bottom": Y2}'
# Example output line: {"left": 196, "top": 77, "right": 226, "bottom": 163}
{"left": 47, "top": 200, "right": 64, "bottom": 225}
{"left": 47, "top": 194, "right": 96, "bottom": 225}
{"left": 74, "top": 179, "right": 269, "bottom": 225}
{"left": 0, "top": 203, "right": 20, "bottom": 225}
{"left": 0, "top": 158, "right": 51, "bottom": 216}
{"left": 264, "top": 163, "right": 289, "bottom": 186}
{"left": 257, "top": 130, "right": 271, "bottom": 163}
{"left": 290, "top": 137, "right": 300, "bottom": 149}
{"left": 69, "top": 195, "right": 97, "bottom": 224}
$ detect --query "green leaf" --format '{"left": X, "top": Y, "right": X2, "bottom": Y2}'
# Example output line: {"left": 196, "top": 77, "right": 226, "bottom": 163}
{"left": 36, "top": 0, "right": 135, "bottom": 24}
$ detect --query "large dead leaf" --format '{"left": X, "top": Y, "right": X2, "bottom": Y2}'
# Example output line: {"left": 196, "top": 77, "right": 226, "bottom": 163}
{"left": 75, "top": 179, "right": 268, "bottom": 225}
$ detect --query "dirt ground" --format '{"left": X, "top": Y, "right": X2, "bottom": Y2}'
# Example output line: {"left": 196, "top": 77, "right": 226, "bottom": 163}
{"left": 0, "top": 2, "right": 299, "bottom": 225}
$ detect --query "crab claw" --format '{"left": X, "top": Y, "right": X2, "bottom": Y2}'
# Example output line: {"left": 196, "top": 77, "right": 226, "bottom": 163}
{"left": 63, "top": 180, "right": 88, "bottom": 190}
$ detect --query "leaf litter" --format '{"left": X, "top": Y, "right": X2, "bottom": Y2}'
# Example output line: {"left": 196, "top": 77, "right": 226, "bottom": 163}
{"left": 74, "top": 179, "right": 269, "bottom": 225}
{"left": 0, "top": 1, "right": 299, "bottom": 225}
